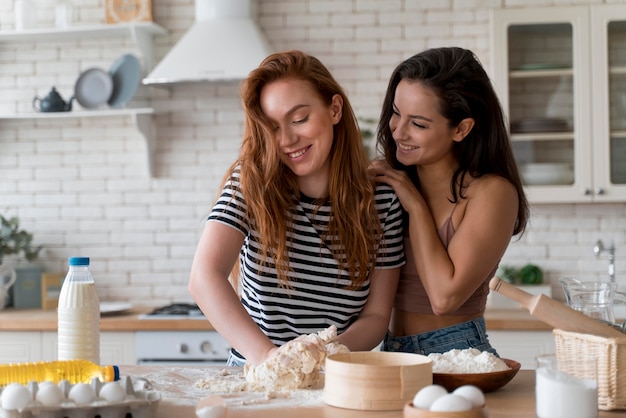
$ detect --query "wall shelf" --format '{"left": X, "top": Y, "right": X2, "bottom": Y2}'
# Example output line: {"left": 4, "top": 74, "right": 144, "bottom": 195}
{"left": 0, "top": 22, "right": 167, "bottom": 177}
{"left": 0, "top": 109, "right": 158, "bottom": 176}
{"left": 0, "top": 22, "right": 166, "bottom": 69}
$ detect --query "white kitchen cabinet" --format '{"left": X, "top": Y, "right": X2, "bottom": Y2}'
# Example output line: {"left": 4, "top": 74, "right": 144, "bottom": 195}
{"left": 487, "top": 330, "right": 555, "bottom": 370}
{"left": 0, "top": 23, "right": 165, "bottom": 176}
{"left": 0, "top": 331, "right": 136, "bottom": 365}
{"left": 0, "top": 331, "right": 44, "bottom": 363}
{"left": 491, "top": 6, "right": 626, "bottom": 203}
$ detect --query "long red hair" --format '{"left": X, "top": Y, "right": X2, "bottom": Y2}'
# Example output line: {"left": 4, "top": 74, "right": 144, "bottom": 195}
{"left": 227, "top": 50, "right": 381, "bottom": 289}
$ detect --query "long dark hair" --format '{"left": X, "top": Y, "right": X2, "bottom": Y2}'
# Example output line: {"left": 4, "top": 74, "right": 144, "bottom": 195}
{"left": 377, "top": 47, "right": 528, "bottom": 236}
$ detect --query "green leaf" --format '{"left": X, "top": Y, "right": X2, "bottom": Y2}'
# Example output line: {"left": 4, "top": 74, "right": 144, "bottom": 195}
{"left": 519, "top": 264, "right": 543, "bottom": 285}
{"left": 496, "top": 265, "right": 520, "bottom": 284}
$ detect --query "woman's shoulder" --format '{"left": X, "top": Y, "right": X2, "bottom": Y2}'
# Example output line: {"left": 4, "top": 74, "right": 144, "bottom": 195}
{"left": 374, "top": 182, "right": 399, "bottom": 201}
{"left": 466, "top": 174, "right": 517, "bottom": 202}
{"left": 374, "top": 182, "right": 396, "bottom": 195}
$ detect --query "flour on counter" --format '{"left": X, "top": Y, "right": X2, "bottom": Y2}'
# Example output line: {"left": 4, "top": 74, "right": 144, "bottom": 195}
{"left": 195, "top": 368, "right": 323, "bottom": 409}
{"left": 428, "top": 348, "right": 511, "bottom": 373}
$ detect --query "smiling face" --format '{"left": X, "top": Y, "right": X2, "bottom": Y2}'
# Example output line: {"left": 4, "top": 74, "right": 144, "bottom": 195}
{"left": 390, "top": 79, "right": 465, "bottom": 168}
{"left": 260, "top": 78, "right": 343, "bottom": 197}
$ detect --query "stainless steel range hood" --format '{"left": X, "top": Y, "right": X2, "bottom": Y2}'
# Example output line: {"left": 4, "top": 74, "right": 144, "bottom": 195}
{"left": 143, "top": 0, "right": 273, "bottom": 86}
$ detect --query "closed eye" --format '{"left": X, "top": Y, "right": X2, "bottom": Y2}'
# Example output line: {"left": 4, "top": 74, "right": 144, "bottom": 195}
{"left": 411, "top": 120, "right": 426, "bottom": 129}
{"left": 392, "top": 104, "right": 429, "bottom": 129}
{"left": 293, "top": 115, "right": 309, "bottom": 124}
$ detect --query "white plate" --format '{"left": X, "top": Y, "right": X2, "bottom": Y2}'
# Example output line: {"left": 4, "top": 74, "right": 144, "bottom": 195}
{"left": 108, "top": 54, "right": 142, "bottom": 108}
{"left": 74, "top": 68, "right": 113, "bottom": 109}
{"left": 519, "top": 163, "right": 574, "bottom": 186}
{"left": 100, "top": 302, "right": 133, "bottom": 316}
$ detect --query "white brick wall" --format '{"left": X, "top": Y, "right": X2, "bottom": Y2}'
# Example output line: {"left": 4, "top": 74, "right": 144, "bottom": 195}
{"left": 1, "top": 0, "right": 625, "bottom": 307}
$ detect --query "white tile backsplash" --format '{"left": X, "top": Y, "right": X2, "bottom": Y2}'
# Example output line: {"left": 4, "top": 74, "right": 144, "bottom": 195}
{"left": 1, "top": 0, "right": 625, "bottom": 306}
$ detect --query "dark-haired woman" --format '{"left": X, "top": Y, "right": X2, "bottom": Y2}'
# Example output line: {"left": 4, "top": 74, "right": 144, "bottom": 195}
{"left": 371, "top": 47, "right": 529, "bottom": 355}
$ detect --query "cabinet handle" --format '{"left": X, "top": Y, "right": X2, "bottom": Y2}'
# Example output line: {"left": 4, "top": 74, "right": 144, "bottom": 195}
{"left": 583, "top": 188, "right": 592, "bottom": 195}
{"left": 178, "top": 343, "right": 189, "bottom": 354}
{"left": 595, "top": 188, "right": 605, "bottom": 195}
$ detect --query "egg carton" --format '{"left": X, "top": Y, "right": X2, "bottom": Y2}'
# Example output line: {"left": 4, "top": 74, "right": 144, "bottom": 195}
{"left": 0, "top": 376, "right": 160, "bottom": 418}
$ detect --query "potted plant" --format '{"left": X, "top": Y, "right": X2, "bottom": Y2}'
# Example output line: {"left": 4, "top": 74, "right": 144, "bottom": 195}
{"left": 0, "top": 214, "right": 43, "bottom": 309}
{"left": 358, "top": 116, "right": 377, "bottom": 159}
{"left": 488, "top": 263, "right": 552, "bottom": 309}
{"left": 0, "top": 214, "right": 42, "bottom": 266}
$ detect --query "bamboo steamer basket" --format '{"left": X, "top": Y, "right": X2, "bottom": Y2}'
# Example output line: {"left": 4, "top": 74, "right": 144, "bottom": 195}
{"left": 403, "top": 402, "right": 486, "bottom": 417}
{"left": 324, "top": 351, "right": 432, "bottom": 411}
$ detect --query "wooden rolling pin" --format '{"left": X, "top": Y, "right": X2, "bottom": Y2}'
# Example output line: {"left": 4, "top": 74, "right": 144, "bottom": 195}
{"left": 489, "top": 276, "right": 624, "bottom": 338}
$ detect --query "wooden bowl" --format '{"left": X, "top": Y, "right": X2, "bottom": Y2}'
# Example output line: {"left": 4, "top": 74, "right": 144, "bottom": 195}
{"left": 323, "top": 351, "right": 432, "bottom": 411}
{"left": 432, "top": 358, "right": 520, "bottom": 393}
{"left": 403, "top": 402, "right": 486, "bottom": 417}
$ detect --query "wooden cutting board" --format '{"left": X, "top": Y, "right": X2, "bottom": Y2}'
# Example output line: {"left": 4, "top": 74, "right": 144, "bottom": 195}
{"left": 489, "top": 277, "right": 624, "bottom": 338}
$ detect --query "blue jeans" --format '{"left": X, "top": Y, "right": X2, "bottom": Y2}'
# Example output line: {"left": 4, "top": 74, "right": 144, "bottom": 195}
{"left": 382, "top": 317, "right": 499, "bottom": 356}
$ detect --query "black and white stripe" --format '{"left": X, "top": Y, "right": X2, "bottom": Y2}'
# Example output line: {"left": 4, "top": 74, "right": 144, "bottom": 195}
{"left": 208, "top": 169, "right": 405, "bottom": 361}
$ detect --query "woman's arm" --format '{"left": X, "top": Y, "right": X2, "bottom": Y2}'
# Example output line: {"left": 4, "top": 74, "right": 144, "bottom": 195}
{"left": 335, "top": 266, "right": 400, "bottom": 350}
{"left": 188, "top": 221, "right": 277, "bottom": 365}
{"left": 371, "top": 163, "right": 518, "bottom": 315}
{"left": 407, "top": 176, "right": 518, "bottom": 314}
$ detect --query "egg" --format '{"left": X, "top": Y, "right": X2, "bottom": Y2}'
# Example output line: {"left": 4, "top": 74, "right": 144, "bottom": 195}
{"left": 35, "top": 381, "right": 65, "bottom": 406}
{"left": 99, "top": 381, "right": 126, "bottom": 403}
{"left": 196, "top": 395, "right": 227, "bottom": 418}
{"left": 430, "top": 393, "right": 472, "bottom": 412}
{"left": 1, "top": 383, "right": 33, "bottom": 410}
{"left": 196, "top": 405, "right": 227, "bottom": 418}
{"left": 68, "top": 383, "right": 96, "bottom": 405}
{"left": 412, "top": 384, "right": 448, "bottom": 409}
{"left": 453, "top": 384, "right": 485, "bottom": 408}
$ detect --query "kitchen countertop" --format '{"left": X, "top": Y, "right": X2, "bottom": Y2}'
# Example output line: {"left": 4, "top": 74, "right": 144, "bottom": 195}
{"left": 118, "top": 365, "right": 622, "bottom": 417}
{"left": 0, "top": 306, "right": 552, "bottom": 332}
{"left": 0, "top": 306, "right": 217, "bottom": 331}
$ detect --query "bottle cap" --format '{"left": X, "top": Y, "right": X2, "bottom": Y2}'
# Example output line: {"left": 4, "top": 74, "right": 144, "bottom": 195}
{"left": 68, "top": 257, "right": 90, "bottom": 266}
{"left": 104, "top": 365, "right": 120, "bottom": 382}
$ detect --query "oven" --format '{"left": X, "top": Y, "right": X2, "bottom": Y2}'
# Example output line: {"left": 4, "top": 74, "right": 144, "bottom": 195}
{"left": 135, "top": 303, "right": 231, "bottom": 366}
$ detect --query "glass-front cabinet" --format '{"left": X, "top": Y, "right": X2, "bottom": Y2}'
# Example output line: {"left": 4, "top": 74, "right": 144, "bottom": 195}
{"left": 491, "top": 6, "right": 626, "bottom": 203}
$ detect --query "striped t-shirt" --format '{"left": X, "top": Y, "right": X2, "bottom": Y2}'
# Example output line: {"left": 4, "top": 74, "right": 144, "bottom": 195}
{"left": 208, "top": 169, "right": 405, "bottom": 362}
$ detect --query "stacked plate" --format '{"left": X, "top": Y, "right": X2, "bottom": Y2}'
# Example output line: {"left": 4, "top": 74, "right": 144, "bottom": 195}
{"left": 74, "top": 54, "right": 142, "bottom": 109}
{"left": 519, "top": 163, "right": 574, "bottom": 185}
{"left": 74, "top": 68, "right": 113, "bottom": 109}
{"left": 510, "top": 117, "right": 569, "bottom": 133}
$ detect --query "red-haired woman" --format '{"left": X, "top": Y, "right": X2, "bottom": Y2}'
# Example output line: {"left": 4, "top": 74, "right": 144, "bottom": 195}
{"left": 189, "top": 50, "right": 405, "bottom": 366}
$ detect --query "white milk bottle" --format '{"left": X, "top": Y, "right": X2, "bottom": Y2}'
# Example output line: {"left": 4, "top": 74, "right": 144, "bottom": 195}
{"left": 57, "top": 257, "right": 100, "bottom": 364}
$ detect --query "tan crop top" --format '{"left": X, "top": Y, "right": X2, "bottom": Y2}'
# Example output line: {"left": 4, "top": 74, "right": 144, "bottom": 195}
{"left": 394, "top": 206, "right": 494, "bottom": 315}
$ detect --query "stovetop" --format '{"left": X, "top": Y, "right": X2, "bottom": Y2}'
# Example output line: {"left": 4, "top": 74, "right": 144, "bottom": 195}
{"left": 139, "top": 303, "right": 206, "bottom": 319}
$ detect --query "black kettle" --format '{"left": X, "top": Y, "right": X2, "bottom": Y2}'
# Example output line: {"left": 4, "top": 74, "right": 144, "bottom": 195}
{"left": 32, "top": 87, "right": 74, "bottom": 112}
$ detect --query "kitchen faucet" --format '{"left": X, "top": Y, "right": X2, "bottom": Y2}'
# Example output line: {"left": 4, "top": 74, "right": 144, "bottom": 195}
{"left": 594, "top": 239, "right": 616, "bottom": 283}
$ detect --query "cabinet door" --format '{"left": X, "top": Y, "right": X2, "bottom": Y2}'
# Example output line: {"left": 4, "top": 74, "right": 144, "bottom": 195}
{"left": 42, "top": 332, "right": 136, "bottom": 365}
{"left": 491, "top": 7, "right": 593, "bottom": 203}
{"left": 487, "top": 331, "right": 555, "bottom": 370}
{"left": 590, "top": 6, "right": 626, "bottom": 201}
{"left": 0, "top": 331, "right": 43, "bottom": 363}
{"left": 101, "top": 332, "right": 136, "bottom": 365}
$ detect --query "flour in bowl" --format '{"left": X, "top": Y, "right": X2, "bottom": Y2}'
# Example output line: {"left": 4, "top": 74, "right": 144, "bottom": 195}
{"left": 428, "top": 348, "right": 511, "bottom": 373}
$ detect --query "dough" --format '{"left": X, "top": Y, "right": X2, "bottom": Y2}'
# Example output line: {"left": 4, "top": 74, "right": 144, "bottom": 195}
{"left": 243, "top": 325, "right": 348, "bottom": 391}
